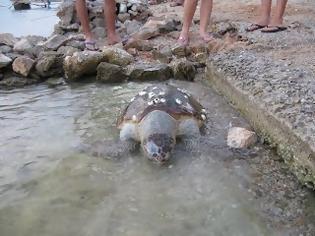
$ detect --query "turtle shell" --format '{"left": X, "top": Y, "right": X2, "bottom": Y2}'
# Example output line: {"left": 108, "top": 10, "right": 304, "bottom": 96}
{"left": 117, "top": 84, "right": 207, "bottom": 128}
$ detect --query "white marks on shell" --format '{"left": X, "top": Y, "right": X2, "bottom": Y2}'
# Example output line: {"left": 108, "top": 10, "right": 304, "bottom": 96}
{"left": 139, "top": 91, "right": 147, "bottom": 96}
{"left": 201, "top": 114, "right": 207, "bottom": 120}
{"left": 130, "top": 97, "right": 135, "bottom": 102}
{"left": 148, "top": 92, "right": 155, "bottom": 99}
{"left": 132, "top": 115, "right": 137, "bottom": 121}
{"left": 201, "top": 108, "right": 206, "bottom": 113}
{"left": 184, "top": 95, "right": 188, "bottom": 99}
{"left": 153, "top": 98, "right": 160, "bottom": 104}
{"left": 183, "top": 102, "right": 193, "bottom": 112}
{"left": 177, "top": 87, "right": 190, "bottom": 96}
{"left": 148, "top": 101, "right": 153, "bottom": 105}
{"left": 159, "top": 91, "right": 165, "bottom": 96}
{"left": 175, "top": 98, "right": 182, "bottom": 105}
{"left": 160, "top": 98, "right": 166, "bottom": 103}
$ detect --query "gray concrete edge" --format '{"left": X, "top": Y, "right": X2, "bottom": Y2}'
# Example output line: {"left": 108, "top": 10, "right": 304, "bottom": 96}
{"left": 205, "top": 62, "right": 315, "bottom": 189}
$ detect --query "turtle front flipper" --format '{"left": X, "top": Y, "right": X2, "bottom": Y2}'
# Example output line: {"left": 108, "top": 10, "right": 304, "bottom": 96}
{"left": 84, "top": 139, "right": 139, "bottom": 159}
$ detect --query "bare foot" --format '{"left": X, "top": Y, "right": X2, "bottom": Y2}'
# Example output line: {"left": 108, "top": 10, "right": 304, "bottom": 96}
{"left": 177, "top": 34, "right": 189, "bottom": 46}
{"left": 199, "top": 32, "right": 214, "bottom": 43}
{"left": 107, "top": 33, "right": 121, "bottom": 45}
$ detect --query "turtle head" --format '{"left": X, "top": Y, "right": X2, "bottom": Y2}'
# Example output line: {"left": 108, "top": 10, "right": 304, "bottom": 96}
{"left": 139, "top": 110, "right": 177, "bottom": 164}
{"left": 142, "top": 133, "right": 175, "bottom": 164}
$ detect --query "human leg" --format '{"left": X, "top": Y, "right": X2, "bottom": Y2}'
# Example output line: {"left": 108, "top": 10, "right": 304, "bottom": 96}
{"left": 199, "top": 0, "right": 213, "bottom": 42}
{"left": 246, "top": 0, "right": 271, "bottom": 31}
{"left": 178, "top": 0, "right": 198, "bottom": 45}
{"left": 104, "top": 0, "right": 120, "bottom": 45}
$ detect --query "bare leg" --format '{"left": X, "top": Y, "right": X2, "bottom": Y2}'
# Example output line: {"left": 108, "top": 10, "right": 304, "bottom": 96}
{"left": 256, "top": 0, "right": 272, "bottom": 26}
{"left": 178, "top": 0, "right": 198, "bottom": 45}
{"left": 75, "top": 0, "right": 94, "bottom": 41}
{"left": 199, "top": 0, "right": 213, "bottom": 41}
{"left": 104, "top": 0, "right": 120, "bottom": 45}
{"left": 270, "top": 0, "right": 288, "bottom": 26}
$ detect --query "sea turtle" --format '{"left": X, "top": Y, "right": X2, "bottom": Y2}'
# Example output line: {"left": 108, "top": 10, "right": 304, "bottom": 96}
{"left": 112, "top": 84, "right": 207, "bottom": 164}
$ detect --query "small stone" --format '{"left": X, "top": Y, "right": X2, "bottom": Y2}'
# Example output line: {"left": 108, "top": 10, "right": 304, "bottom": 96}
{"left": 127, "top": 63, "right": 172, "bottom": 81}
{"left": 36, "top": 51, "right": 64, "bottom": 78}
{"left": 117, "top": 13, "right": 131, "bottom": 23}
{"left": 227, "top": 127, "right": 257, "bottom": 149}
{"left": 0, "top": 53, "right": 12, "bottom": 68}
{"left": 12, "top": 56, "right": 35, "bottom": 77}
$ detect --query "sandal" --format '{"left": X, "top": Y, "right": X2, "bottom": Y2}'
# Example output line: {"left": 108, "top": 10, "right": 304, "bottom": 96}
{"left": 245, "top": 23, "right": 266, "bottom": 32}
{"left": 261, "top": 26, "right": 287, "bottom": 33}
{"left": 177, "top": 35, "right": 189, "bottom": 47}
{"left": 84, "top": 40, "right": 99, "bottom": 51}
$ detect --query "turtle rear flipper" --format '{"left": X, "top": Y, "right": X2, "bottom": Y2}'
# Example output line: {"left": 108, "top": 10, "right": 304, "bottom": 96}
{"left": 84, "top": 140, "right": 139, "bottom": 159}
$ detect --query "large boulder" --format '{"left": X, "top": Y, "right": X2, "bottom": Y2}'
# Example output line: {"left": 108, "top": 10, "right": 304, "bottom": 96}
{"left": 102, "top": 46, "right": 134, "bottom": 66}
{"left": 170, "top": 58, "right": 196, "bottom": 81}
{"left": 56, "top": 0, "right": 74, "bottom": 26}
{"left": 0, "top": 33, "right": 17, "bottom": 47}
{"left": 127, "top": 63, "right": 172, "bottom": 81}
{"left": 63, "top": 51, "right": 107, "bottom": 81}
{"left": 0, "top": 53, "right": 12, "bottom": 68}
{"left": 35, "top": 51, "right": 64, "bottom": 77}
{"left": 96, "top": 62, "right": 127, "bottom": 83}
{"left": 12, "top": 56, "right": 35, "bottom": 77}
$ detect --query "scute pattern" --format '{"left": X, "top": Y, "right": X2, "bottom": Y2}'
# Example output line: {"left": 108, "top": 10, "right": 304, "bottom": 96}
{"left": 117, "top": 84, "right": 207, "bottom": 127}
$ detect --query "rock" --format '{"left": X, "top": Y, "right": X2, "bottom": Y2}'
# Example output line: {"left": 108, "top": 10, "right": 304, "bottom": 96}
{"left": 215, "top": 22, "right": 238, "bottom": 36}
{"left": 124, "top": 20, "right": 142, "bottom": 35}
{"left": 63, "top": 51, "right": 107, "bottom": 81}
{"left": 5, "top": 52, "right": 22, "bottom": 61}
{"left": 171, "top": 58, "right": 196, "bottom": 81}
{"left": 13, "top": 2, "right": 30, "bottom": 10}
{"left": 91, "top": 27, "right": 106, "bottom": 39}
{"left": 119, "top": 3, "right": 127, "bottom": 13}
{"left": 0, "top": 45, "right": 12, "bottom": 54}
{"left": 131, "top": 20, "right": 161, "bottom": 40}
{"left": 96, "top": 62, "right": 127, "bottom": 83}
{"left": 152, "top": 46, "right": 172, "bottom": 63}
{"left": 57, "top": 0, "right": 74, "bottom": 26}
{"left": 127, "top": 63, "right": 172, "bottom": 81}
{"left": 0, "top": 33, "right": 17, "bottom": 47}
{"left": 60, "top": 23, "right": 80, "bottom": 31}
{"left": 0, "top": 74, "right": 39, "bottom": 88}
{"left": 12, "top": 56, "right": 35, "bottom": 77}
{"left": 35, "top": 51, "right": 64, "bottom": 77}
{"left": 117, "top": 13, "right": 130, "bottom": 23}
{"left": 227, "top": 127, "right": 257, "bottom": 149}
{"left": 45, "top": 77, "right": 66, "bottom": 87}
{"left": 171, "top": 44, "right": 190, "bottom": 58}
{"left": 13, "top": 38, "right": 33, "bottom": 53}
{"left": 41, "top": 34, "right": 69, "bottom": 50}
{"left": 0, "top": 53, "right": 12, "bottom": 68}
{"left": 57, "top": 46, "right": 80, "bottom": 56}
{"left": 25, "top": 35, "right": 46, "bottom": 45}
{"left": 0, "top": 73, "right": 3, "bottom": 80}
{"left": 123, "top": 38, "right": 153, "bottom": 51}
{"left": 92, "top": 17, "right": 105, "bottom": 28}
{"left": 66, "top": 40, "right": 85, "bottom": 50}
{"left": 102, "top": 46, "right": 134, "bottom": 66}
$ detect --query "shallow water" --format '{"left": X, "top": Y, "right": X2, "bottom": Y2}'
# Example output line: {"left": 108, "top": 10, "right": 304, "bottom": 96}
{"left": 0, "top": 80, "right": 314, "bottom": 236}
{"left": 0, "top": 0, "right": 59, "bottom": 37}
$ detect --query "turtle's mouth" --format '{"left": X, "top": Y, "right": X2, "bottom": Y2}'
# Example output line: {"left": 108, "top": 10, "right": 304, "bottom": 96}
{"left": 142, "top": 134, "right": 174, "bottom": 164}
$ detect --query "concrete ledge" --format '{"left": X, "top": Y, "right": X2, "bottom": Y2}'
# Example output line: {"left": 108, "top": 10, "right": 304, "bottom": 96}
{"left": 206, "top": 52, "right": 315, "bottom": 189}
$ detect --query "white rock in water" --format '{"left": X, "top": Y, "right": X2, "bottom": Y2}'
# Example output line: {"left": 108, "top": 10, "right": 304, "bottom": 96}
{"left": 227, "top": 127, "right": 257, "bottom": 149}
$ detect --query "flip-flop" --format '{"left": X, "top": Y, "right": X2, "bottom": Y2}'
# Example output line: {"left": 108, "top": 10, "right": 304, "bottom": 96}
{"left": 261, "top": 26, "right": 287, "bottom": 33}
{"left": 245, "top": 23, "right": 266, "bottom": 32}
{"left": 177, "top": 35, "right": 189, "bottom": 47}
{"left": 84, "top": 40, "right": 99, "bottom": 51}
